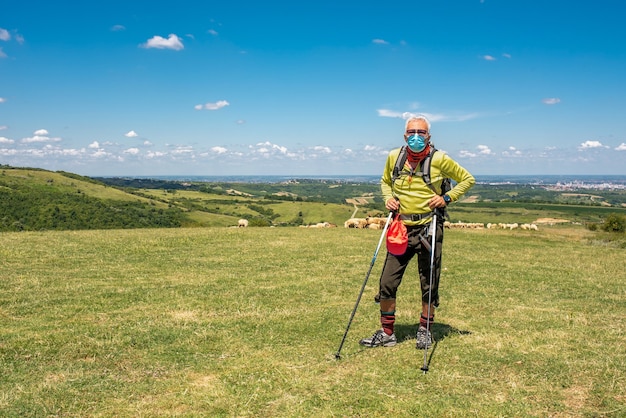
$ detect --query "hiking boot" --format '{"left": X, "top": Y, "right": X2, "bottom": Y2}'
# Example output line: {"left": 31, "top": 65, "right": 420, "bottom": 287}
{"left": 416, "top": 326, "right": 433, "bottom": 350}
{"left": 359, "top": 329, "right": 397, "bottom": 347}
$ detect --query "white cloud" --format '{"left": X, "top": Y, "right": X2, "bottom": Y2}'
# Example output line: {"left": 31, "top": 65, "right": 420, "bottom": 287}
{"left": 140, "top": 34, "right": 184, "bottom": 51}
{"left": 459, "top": 150, "right": 477, "bottom": 158}
{"left": 59, "top": 148, "right": 83, "bottom": 157}
{"left": 0, "top": 97, "right": 6, "bottom": 103}
{"left": 0, "top": 28, "right": 9, "bottom": 41}
{"left": 91, "top": 149, "right": 110, "bottom": 158}
{"left": 459, "top": 145, "right": 494, "bottom": 158}
{"left": 143, "top": 140, "right": 152, "bottom": 146}
{"left": 0, "top": 148, "right": 18, "bottom": 156}
{"left": 208, "top": 29, "right": 218, "bottom": 36}
{"left": 211, "top": 146, "right": 227, "bottom": 154}
{"left": 616, "top": 143, "right": 626, "bottom": 151}
{"left": 124, "top": 148, "right": 140, "bottom": 155}
{"left": 377, "top": 109, "right": 404, "bottom": 118}
{"left": 195, "top": 100, "right": 230, "bottom": 110}
{"left": 255, "top": 141, "right": 288, "bottom": 155}
{"left": 502, "top": 146, "right": 522, "bottom": 157}
{"left": 502, "top": 53, "right": 512, "bottom": 59}
{"left": 477, "top": 145, "right": 493, "bottom": 155}
{"left": 146, "top": 151, "right": 166, "bottom": 159}
{"left": 88, "top": 141, "right": 100, "bottom": 149}
{"left": 111, "top": 25, "right": 126, "bottom": 32}
{"left": 372, "top": 39, "right": 389, "bottom": 45}
{"left": 0, "top": 48, "right": 6, "bottom": 59}
{"left": 0, "top": 125, "right": 7, "bottom": 130}
{"left": 125, "top": 130, "right": 139, "bottom": 138}
{"left": 482, "top": 55, "right": 496, "bottom": 61}
{"left": 249, "top": 141, "right": 298, "bottom": 158}
{"left": 0, "top": 136, "right": 14, "bottom": 144}
{"left": 171, "top": 146, "right": 194, "bottom": 155}
{"left": 378, "top": 109, "right": 479, "bottom": 123}
{"left": 542, "top": 98, "right": 561, "bottom": 105}
{"left": 579, "top": 140, "right": 606, "bottom": 150}
{"left": 22, "top": 129, "right": 61, "bottom": 143}
{"left": 312, "top": 146, "right": 331, "bottom": 154}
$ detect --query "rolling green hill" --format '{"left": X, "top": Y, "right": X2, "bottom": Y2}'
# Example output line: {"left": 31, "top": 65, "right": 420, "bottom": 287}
{"left": 0, "top": 168, "right": 185, "bottom": 231}
{"left": 1, "top": 166, "right": 625, "bottom": 232}
{"left": 0, "top": 167, "right": 372, "bottom": 231}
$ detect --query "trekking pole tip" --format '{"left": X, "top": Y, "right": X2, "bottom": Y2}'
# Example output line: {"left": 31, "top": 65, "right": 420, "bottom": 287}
{"left": 420, "top": 366, "right": 429, "bottom": 373}
{"left": 334, "top": 353, "right": 342, "bottom": 360}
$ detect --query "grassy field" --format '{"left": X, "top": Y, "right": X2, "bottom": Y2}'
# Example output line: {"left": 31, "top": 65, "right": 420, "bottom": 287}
{"left": 1, "top": 226, "right": 624, "bottom": 417}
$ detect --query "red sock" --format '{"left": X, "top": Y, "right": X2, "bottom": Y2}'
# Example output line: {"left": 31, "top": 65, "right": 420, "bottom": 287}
{"left": 420, "top": 314, "right": 434, "bottom": 329}
{"left": 381, "top": 311, "right": 395, "bottom": 335}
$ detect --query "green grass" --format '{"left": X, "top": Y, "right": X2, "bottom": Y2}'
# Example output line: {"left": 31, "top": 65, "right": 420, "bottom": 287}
{"left": 1, "top": 226, "right": 624, "bottom": 417}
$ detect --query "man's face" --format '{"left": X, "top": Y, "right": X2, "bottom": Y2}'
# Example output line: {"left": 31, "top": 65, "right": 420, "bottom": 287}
{"left": 404, "top": 120, "right": 430, "bottom": 142}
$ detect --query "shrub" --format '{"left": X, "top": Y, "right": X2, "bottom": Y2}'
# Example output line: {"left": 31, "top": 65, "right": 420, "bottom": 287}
{"left": 249, "top": 218, "right": 271, "bottom": 227}
{"left": 586, "top": 222, "right": 599, "bottom": 231}
{"left": 601, "top": 213, "right": 626, "bottom": 233}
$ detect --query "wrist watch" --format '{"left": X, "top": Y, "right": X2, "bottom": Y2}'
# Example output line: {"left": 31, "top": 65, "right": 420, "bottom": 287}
{"left": 443, "top": 194, "right": 451, "bottom": 205}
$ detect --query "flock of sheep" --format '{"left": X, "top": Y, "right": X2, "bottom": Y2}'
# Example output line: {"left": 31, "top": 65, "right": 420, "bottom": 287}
{"left": 237, "top": 217, "right": 539, "bottom": 231}
{"left": 343, "top": 217, "right": 539, "bottom": 231}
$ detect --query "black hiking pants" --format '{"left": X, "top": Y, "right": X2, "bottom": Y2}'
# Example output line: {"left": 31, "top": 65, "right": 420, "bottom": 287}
{"left": 377, "top": 221, "right": 444, "bottom": 307}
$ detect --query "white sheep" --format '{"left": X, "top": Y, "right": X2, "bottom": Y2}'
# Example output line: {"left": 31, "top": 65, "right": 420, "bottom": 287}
{"left": 344, "top": 218, "right": 368, "bottom": 228}
{"left": 238, "top": 219, "right": 249, "bottom": 228}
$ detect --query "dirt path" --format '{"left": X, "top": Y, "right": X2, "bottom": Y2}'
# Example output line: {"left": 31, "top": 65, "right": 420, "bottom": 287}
{"left": 534, "top": 217, "right": 570, "bottom": 224}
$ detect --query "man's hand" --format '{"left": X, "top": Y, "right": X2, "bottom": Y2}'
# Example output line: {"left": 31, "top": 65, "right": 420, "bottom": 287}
{"left": 386, "top": 198, "right": 400, "bottom": 212}
{"left": 428, "top": 195, "right": 447, "bottom": 210}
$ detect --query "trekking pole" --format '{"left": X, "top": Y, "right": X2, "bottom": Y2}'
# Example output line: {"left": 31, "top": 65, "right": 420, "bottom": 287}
{"left": 335, "top": 211, "right": 394, "bottom": 359}
{"left": 421, "top": 210, "right": 439, "bottom": 373}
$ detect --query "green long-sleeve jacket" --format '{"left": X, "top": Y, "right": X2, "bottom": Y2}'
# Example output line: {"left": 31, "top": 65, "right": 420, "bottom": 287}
{"left": 381, "top": 147, "right": 475, "bottom": 226}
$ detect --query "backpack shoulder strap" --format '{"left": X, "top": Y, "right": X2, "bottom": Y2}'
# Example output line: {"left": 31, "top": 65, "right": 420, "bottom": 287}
{"left": 420, "top": 147, "right": 438, "bottom": 193}
{"left": 420, "top": 147, "right": 452, "bottom": 196}
{"left": 392, "top": 146, "right": 408, "bottom": 182}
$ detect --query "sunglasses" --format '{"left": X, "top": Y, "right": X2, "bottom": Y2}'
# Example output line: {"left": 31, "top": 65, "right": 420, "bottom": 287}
{"left": 406, "top": 129, "right": 428, "bottom": 135}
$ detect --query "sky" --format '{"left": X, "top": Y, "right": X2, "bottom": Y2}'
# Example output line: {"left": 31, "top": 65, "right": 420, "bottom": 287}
{"left": 1, "top": 0, "right": 625, "bottom": 177}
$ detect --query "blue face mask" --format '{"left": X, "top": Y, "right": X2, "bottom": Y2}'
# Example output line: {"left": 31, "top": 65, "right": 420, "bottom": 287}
{"left": 407, "top": 134, "right": 427, "bottom": 152}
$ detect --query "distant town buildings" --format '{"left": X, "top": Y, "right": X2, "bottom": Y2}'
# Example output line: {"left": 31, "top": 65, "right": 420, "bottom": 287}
{"left": 545, "top": 181, "right": 626, "bottom": 191}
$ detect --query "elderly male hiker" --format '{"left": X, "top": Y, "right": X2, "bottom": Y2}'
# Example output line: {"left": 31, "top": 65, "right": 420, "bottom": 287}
{"left": 359, "top": 114, "right": 475, "bottom": 350}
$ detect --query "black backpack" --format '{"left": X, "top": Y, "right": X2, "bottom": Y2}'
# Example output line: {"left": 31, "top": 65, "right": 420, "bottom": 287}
{"left": 391, "top": 145, "right": 452, "bottom": 196}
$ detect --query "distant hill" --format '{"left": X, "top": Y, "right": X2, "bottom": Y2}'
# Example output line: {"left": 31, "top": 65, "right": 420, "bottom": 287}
{"left": 0, "top": 167, "right": 377, "bottom": 231}
{"left": 0, "top": 167, "right": 186, "bottom": 231}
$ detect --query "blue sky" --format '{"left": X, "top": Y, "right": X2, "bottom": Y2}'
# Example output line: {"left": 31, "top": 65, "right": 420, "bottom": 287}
{"left": 1, "top": 0, "right": 625, "bottom": 176}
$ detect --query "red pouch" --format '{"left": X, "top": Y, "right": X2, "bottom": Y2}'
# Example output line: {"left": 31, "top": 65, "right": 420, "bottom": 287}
{"left": 386, "top": 214, "right": 408, "bottom": 255}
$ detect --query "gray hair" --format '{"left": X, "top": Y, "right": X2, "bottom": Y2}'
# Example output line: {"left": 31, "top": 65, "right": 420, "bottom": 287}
{"left": 404, "top": 114, "right": 431, "bottom": 132}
